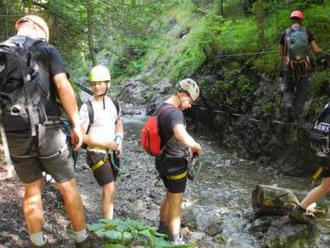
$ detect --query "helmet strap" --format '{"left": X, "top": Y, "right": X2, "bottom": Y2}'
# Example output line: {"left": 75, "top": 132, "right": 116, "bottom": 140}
{"left": 176, "top": 93, "right": 184, "bottom": 109}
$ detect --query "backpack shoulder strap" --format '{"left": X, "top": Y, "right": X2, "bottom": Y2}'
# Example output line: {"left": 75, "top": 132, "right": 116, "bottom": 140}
{"left": 285, "top": 28, "right": 292, "bottom": 36}
{"left": 113, "top": 100, "right": 120, "bottom": 115}
{"left": 86, "top": 100, "right": 94, "bottom": 134}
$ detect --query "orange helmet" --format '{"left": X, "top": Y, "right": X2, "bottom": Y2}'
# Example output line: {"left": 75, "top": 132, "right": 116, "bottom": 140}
{"left": 15, "top": 15, "right": 49, "bottom": 41}
{"left": 290, "top": 10, "right": 304, "bottom": 20}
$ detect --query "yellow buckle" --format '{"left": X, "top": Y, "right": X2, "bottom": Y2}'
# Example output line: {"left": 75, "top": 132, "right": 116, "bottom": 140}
{"left": 311, "top": 166, "right": 324, "bottom": 181}
{"left": 91, "top": 159, "right": 108, "bottom": 171}
{"left": 167, "top": 171, "right": 187, "bottom": 181}
{"left": 88, "top": 145, "right": 107, "bottom": 150}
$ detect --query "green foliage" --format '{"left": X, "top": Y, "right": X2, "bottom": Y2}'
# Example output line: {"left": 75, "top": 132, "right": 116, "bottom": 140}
{"left": 310, "top": 69, "right": 330, "bottom": 97}
{"left": 252, "top": 53, "right": 281, "bottom": 75}
{"left": 144, "top": 6, "right": 224, "bottom": 83}
{"left": 88, "top": 219, "right": 194, "bottom": 248}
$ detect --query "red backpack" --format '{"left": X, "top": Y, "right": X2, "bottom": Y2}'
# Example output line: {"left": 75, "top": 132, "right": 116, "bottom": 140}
{"left": 141, "top": 106, "right": 175, "bottom": 156}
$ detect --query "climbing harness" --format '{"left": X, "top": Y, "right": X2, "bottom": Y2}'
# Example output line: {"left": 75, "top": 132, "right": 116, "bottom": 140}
{"left": 311, "top": 166, "right": 324, "bottom": 184}
{"left": 166, "top": 170, "right": 188, "bottom": 181}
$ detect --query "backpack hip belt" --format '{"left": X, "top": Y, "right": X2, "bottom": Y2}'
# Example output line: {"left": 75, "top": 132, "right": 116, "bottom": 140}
{"left": 285, "top": 57, "right": 310, "bottom": 69}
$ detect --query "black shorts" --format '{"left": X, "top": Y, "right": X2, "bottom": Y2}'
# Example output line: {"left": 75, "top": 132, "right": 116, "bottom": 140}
{"left": 6, "top": 124, "right": 74, "bottom": 184}
{"left": 155, "top": 157, "right": 188, "bottom": 193}
{"left": 318, "top": 157, "right": 330, "bottom": 178}
{"left": 86, "top": 151, "right": 117, "bottom": 186}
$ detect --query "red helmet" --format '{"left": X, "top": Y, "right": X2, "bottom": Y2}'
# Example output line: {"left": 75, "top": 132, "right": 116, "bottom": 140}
{"left": 290, "top": 10, "right": 304, "bottom": 20}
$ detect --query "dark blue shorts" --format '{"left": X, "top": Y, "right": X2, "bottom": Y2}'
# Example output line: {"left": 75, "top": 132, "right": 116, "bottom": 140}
{"left": 155, "top": 157, "right": 188, "bottom": 193}
{"left": 318, "top": 157, "right": 330, "bottom": 178}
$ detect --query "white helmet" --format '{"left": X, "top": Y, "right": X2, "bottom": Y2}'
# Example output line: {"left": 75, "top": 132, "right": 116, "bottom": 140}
{"left": 89, "top": 65, "right": 111, "bottom": 82}
{"left": 15, "top": 15, "right": 49, "bottom": 41}
{"left": 177, "top": 78, "right": 200, "bottom": 101}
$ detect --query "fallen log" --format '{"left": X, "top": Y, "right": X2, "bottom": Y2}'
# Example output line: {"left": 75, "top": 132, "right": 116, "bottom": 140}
{"left": 252, "top": 184, "right": 299, "bottom": 216}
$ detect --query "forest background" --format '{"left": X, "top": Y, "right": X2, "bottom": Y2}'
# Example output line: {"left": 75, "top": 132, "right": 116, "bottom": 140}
{"left": 1, "top": 0, "right": 330, "bottom": 169}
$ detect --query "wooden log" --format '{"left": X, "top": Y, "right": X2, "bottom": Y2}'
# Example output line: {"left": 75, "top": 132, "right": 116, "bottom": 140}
{"left": 252, "top": 184, "right": 299, "bottom": 216}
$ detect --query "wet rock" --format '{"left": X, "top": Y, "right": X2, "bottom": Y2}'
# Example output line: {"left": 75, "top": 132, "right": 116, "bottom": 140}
{"left": 263, "top": 217, "right": 318, "bottom": 248}
{"left": 183, "top": 205, "right": 224, "bottom": 235}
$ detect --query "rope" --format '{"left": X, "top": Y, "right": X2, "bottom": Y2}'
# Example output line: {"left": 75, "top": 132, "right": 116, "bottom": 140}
{"left": 216, "top": 50, "right": 277, "bottom": 59}
{"left": 197, "top": 106, "right": 288, "bottom": 126}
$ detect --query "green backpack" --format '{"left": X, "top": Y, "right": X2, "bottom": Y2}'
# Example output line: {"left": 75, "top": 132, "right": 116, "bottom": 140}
{"left": 285, "top": 26, "right": 309, "bottom": 60}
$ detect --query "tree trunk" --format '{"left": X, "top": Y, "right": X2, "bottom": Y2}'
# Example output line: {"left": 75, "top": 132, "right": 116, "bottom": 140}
{"left": 5, "top": 0, "right": 9, "bottom": 38}
{"left": 256, "top": 0, "right": 265, "bottom": 50}
{"left": 219, "top": 0, "right": 224, "bottom": 16}
{"left": 86, "top": 0, "right": 97, "bottom": 66}
{"left": 252, "top": 184, "right": 299, "bottom": 216}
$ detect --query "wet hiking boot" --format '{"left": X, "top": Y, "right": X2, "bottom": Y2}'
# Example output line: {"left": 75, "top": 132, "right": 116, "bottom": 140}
{"left": 289, "top": 205, "right": 314, "bottom": 224}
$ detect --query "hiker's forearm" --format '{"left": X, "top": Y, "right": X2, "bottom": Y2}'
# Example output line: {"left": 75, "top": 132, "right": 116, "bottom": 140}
{"left": 115, "top": 119, "right": 124, "bottom": 137}
{"left": 53, "top": 73, "right": 80, "bottom": 127}
{"left": 83, "top": 135, "right": 118, "bottom": 150}
{"left": 173, "top": 124, "right": 198, "bottom": 148}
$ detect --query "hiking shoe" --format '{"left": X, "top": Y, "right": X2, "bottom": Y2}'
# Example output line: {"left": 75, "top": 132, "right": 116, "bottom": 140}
{"left": 289, "top": 205, "right": 313, "bottom": 224}
{"left": 75, "top": 238, "right": 93, "bottom": 248}
{"left": 157, "top": 223, "right": 168, "bottom": 235}
{"left": 31, "top": 242, "right": 50, "bottom": 248}
{"left": 75, "top": 235, "right": 102, "bottom": 248}
{"left": 171, "top": 237, "right": 186, "bottom": 245}
{"left": 169, "top": 234, "right": 185, "bottom": 245}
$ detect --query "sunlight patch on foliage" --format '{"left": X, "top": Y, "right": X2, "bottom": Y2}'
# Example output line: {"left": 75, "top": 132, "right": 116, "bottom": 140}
{"left": 88, "top": 219, "right": 194, "bottom": 248}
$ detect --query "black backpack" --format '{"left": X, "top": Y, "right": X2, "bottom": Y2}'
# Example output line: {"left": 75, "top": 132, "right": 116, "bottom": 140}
{"left": 285, "top": 26, "right": 309, "bottom": 61}
{"left": 310, "top": 102, "right": 330, "bottom": 157}
{"left": 0, "top": 36, "right": 57, "bottom": 136}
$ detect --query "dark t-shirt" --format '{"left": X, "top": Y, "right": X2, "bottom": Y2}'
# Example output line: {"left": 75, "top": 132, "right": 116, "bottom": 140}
{"left": 156, "top": 102, "right": 188, "bottom": 158}
{"left": 27, "top": 36, "right": 67, "bottom": 116}
{"left": 279, "top": 26, "right": 315, "bottom": 46}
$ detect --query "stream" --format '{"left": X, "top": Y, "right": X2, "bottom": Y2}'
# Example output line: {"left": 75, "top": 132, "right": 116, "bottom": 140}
{"left": 76, "top": 103, "right": 330, "bottom": 247}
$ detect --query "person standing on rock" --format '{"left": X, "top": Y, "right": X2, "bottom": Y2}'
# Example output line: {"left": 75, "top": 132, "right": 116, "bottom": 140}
{"left": 0, "top": 15, "right": 94, "bottom": 247}
{"left": 279, "top": 10, "right": 321, "bottom": 121}
{"left": 79, "top": 65, "right": 123, "bottom": 220}
{"left": 154, "top": 78, "right": 202, "bottom": 244}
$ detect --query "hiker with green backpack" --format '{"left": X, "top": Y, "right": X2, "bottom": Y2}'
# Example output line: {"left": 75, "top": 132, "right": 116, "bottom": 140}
{"left": 279, "top": 10, "right": 321, "bottom": 121}
{"left": 0, "top": 15, "right": 95, "bottom": 247}
{"left": 79, "top": 65, "right": 123, "bottom": 220}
